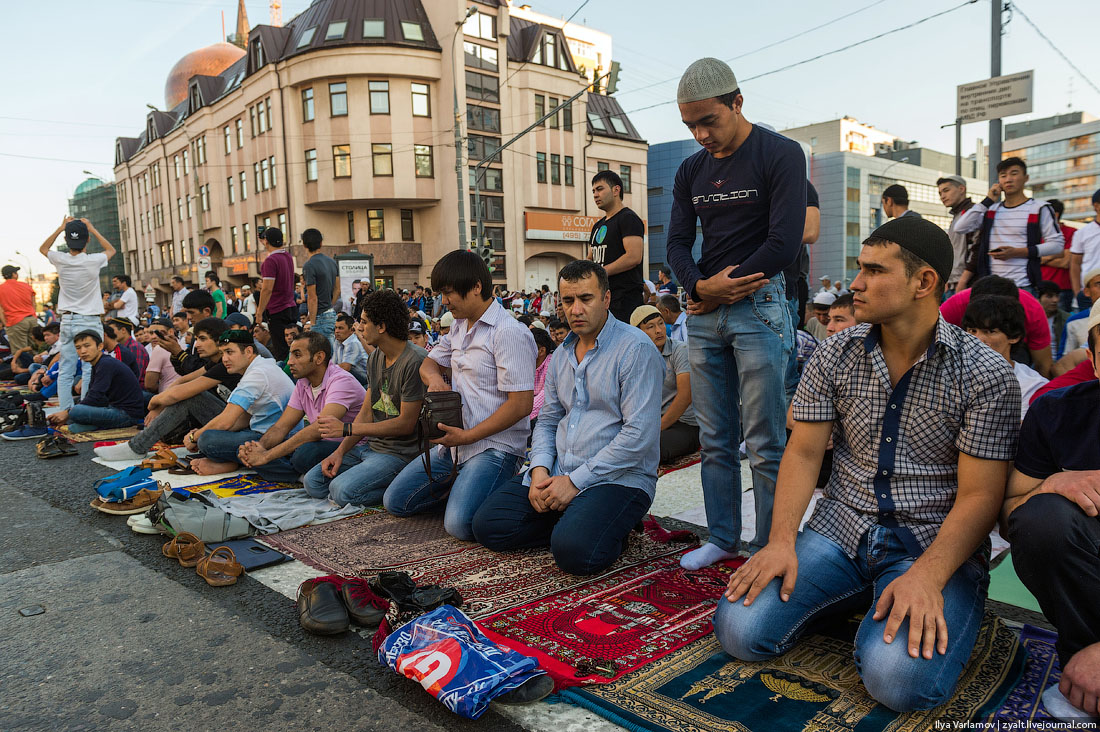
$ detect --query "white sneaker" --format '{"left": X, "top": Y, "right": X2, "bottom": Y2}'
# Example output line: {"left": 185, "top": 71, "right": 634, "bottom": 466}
{"left": 128, "top": 515, "right": 162, "bottom": 535}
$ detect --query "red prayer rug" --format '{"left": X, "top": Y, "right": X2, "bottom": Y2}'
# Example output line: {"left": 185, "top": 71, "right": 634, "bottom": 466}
{"left": 658, "top": 451, "right": 701, "bottom": 477}
{"left": 479, "top": 551, "right": 745, "bottom": 689}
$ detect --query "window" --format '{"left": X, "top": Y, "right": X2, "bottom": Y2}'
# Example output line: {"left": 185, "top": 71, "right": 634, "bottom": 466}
{"left": 239, "top": 171, "right": 248, "bottom": 200}
{"left": 562, "top": 102, "right": 573, "bottom": 131}
{"left": 588, "top": 112, "right": 607, "bottom": 131}
{"left": 250, "top": 105, "right": 258, "bottom": 136}
{"left": 251, "top": 39, "right": 264, "bottom": 68}
{"left": 465, "top": 71, "right": 499, "bottom": 103}
{"left": 469, "top": 166, "right": 503, "bottom": 191}
{"left": 325, "top": 20, "right": 347, "bottom": 40}
{"left": 257, "top": 100, "right": 267, "bottom": 133}
{"left": 551, "top": 154, "right": 561, "bottom": 185}
{"left": 372, "top": 144, "right": 393, "bottom": 176}
{"left": 279, "top": 212, "right": 287, "bottom": 239}
{"left": 261, "top": 159, "right": 270, "bottom": 190}
{"left": 253, "top": 162, "right": 261, "bottom": 193}
{"left": 467, "top": 105, "right": 500, "bottom": 133}
{"left": 186, "top": 195, "right": 193, "bottom": 219}
{"left": 330, "top": 82, "right": 348, "bottom": 116}
{"left": 197, "top": 135, "right": 207, "bottom": 164}
{"left": 230, "top": 226, "right": 239, "bottom": 253}
{"left": 369, "top": 81, "right": 389, "bottom": 114}
{"left": 468, "top": 134, "right": 501, "bottom": 162}
{"left": 224, "top": 125, "right": 232, "bottom": 154}
{"left": 302, "top": 88, "right": 314, "bottom": 121}
{"left": 464, "top": 10, "right": 496, "bottom": 40}
{"left": 401, "top": 209, "right": 414, "bottom": 241}
{"left": 347, "top": 211, "right": 355, "bottom": 242}
{"left": 414, "top": 145, "right": 434, "bottom": 177}
{"left": 182, "top": 150, "right": 189, "bottom": 175}
{"left": 269, "top": 155, "right": 276, "bottom": 188}
{"left": 597, "top": 161, "right": 609, "bottom": 172}
{"left": 367, "top": 209, "right": 384, "bottom": 240}
{"left": 333, "top": 145, "right": 351, "bottom": 178}
{"left": 297, "top": 26, "right": 317, "bottom": 48}
{"left": 235, "top": 119, "right": 244, "bottom": 148}
{"left": 549, "top": 97, "right": 559, "bottom": 128}
{"left": 619, "top": 165, "right": 632, "bottom": 193}
{"left": 243, "top": 223, "right": 250, "bottom": 249}
{"left": 411, "top": 83, "right": 430, "bottom": 117}
{"left": 305, "top": 149, "right": 317, "bottom": 181}
{"left": 152, "top": 163, "right": 160, "bottom": 187}
{"left": 174, "top": 155, "right": 180, "bottom": 179}
{"left": 464, "top": 42, "right": 498, "bottom": 71}
{"left": 535, "top": 94, "right": 545, "bottom": 124}
{"left": 536, "top": 152, "right": 547, "bottom": 183}
{"left": 362, "top": 19, "right": 384, "bottom": 38}
{"left": 470, "top": 195, "right": 504, "bottom": 222}
{"left": 264, "top": 97, "right": 273, "bottom": 131}
{"left": 401, "top": 22, "right": 424, "bottom": 41}
{"left": 609, "top": 116, "right": 629, "bottom": 135}
{"left": 227, "top": 176, "right": 235, "bottom": 204}
{"left": 564, "top": 156, "right": 574, "bottom": 186}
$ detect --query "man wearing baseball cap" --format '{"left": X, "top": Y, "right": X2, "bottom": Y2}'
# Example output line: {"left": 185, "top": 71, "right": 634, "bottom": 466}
{"left": 254, "top": 226, "right": 298, "bottom": 362}
{"left": 936, "top": 175, "right": 978, "bottom": 297}
{"left": 38, "top": 216, "right": 115, "bottom": 410}
{"left": 0, "top": 264, "right": 37, "bottom": 354}
{"left": 717, "top": 216, "right": 1021, "bottom": 712}
{"left": 666, "top": 57, "right": 807, "bottom": 570}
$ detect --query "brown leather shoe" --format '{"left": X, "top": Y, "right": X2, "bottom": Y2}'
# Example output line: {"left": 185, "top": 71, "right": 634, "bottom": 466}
{"left": 297, "top": 579, "right": 349, "bottom": 635}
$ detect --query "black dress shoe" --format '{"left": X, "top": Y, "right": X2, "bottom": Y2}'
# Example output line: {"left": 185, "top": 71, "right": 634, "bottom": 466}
{"left": 298, "top": 580, "right": 349, "bottom": 635}
{"left": 340, "top": 581, "right": 387, "bottom": 628}
{"left": 494, "top": 674, "right": 555, "bottom": 705}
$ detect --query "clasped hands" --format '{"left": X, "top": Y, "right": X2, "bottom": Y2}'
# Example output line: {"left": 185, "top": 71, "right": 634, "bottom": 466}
{"left": 686, "top": 266, "right": 768, "bottom": 315}
{"left": 526, "top": 467, "right": 578, "bottom": 513}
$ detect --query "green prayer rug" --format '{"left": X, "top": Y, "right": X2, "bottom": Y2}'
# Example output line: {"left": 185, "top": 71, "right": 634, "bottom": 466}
{"left": 987, "top": 554, "right": 1043, "bottom": 613}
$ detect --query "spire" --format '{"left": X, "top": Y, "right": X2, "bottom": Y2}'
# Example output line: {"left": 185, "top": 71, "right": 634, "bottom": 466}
{"left": 228, "top": 0, "right": 249, "bottom": 49}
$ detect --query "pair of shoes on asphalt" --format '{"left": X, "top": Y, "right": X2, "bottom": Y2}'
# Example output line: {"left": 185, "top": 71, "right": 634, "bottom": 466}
{"left": 298, "top": 577, "right": 389, "bottom": 635}
{"left": 163, "top": 532, "right": 244, "bottom": 587}
{"left": 36, "top": 432, "right": 77, "bottom": 459}
{"left": 127, "top": 511, "right": 168, "bottom": 534}
{"left": 2, "top": 401, "right": 48, "bottom": 441}
{"left": 90, "top": 486, "right": 162, "bottom": 515}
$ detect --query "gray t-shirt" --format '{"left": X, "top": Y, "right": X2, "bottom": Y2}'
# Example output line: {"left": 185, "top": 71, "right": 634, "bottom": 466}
{"left": 365, "top": 342, "right": 428, "bottom": 459}
{"left": 302, "top": 253, "right": 339, "bottom": 312}
{"left": 661, "top": 339, "right": 696, "bottom": 426}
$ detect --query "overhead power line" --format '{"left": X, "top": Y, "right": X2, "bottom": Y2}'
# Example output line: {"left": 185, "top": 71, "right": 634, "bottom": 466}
{"left": 1010, "top": 1, "right": 1100, "bottom": 97}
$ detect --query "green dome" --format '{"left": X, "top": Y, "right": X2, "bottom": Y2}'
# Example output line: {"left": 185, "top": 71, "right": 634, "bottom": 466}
{"left": 74, "top": 178, "right": 105, "bottom": 195}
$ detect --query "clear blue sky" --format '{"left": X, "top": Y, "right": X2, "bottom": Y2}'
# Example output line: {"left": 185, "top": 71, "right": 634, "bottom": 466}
{"left": 2, "top": 0, "right": 1097, "bottom": 278}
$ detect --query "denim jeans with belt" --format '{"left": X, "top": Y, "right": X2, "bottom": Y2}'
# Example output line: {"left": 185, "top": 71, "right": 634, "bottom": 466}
{"left": 312, "top": 309, "right": 337, "bottom": 352}
{"left": 713, "top": 526, "right": 988, "bottom": 712}
{"left": 58, "top": 314, "right": 103, "bottom": 410}
{"left": 383, "top": 447, "right": 520, "bottom": 541}
{"left": 688, "top": 275, "right": 792, "bottom": 551}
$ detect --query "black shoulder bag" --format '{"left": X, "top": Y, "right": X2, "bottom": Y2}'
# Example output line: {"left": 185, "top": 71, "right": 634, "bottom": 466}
{"left": 417, "top": 391, "right": 464, "bottom": 483}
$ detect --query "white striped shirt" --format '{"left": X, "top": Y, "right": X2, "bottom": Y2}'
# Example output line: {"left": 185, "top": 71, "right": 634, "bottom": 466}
{"left": 956, "top": 197, "right": 1064, "bottom": 286}
{"left": 1070, "top": 221, "right": 1100, "bottom": 280}
{"left": 428, "top": 299, "right": 537, "bottom": 462}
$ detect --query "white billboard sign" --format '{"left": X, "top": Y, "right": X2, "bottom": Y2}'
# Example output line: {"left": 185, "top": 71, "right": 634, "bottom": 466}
{"left": 957, "top": 71, "right": 1034, "bottom": 124}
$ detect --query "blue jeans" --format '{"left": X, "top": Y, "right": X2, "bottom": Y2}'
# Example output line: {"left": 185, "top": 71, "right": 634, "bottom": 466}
{"left": 713, "top": 526, "right": 988, "bottom": 712}
{"left": 68, "top": 404, "right": 140, "bottom": 432}
{"left": 313, "top": 309, "right": 337, "bottom": 352}
{"left": 783, "top": 297, "right": 801, "bottom": 403}
{"left": 303, "top": 444, "right": 410, "bottom": 506}
{"left": 251, "top": 440, "right": 339, "bottom": 484}
{"left": 688, "top": 275, "right": 793, "bottom": 551}
{"left": 383, "top": 448, "right": 520, "bottom": 541}
{"left": 197, "top": 429, "right": 262, "bottom": 466}
{"left": 58, "top": 314, "right": 103, "bottom": 410}
{"left": 472, "top": 476, "right": 652, "bottom": 575}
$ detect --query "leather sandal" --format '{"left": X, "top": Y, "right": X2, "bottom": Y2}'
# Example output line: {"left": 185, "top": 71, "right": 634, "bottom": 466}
{"left": 162, "top": 531, "right": 205, "bottom": 567}
{"left": 196, "top": 546, "right": 243, "bottom": 587}
{"left": 139, "top": 448, "right": 179, "bottom": 471}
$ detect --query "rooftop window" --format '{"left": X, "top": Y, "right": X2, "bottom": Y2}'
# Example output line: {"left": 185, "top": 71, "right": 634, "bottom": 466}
{"left": 297, "top": 26, "right": 316, "bottom": 48}
{"left": 587, "top": 112, "right": 606, "bottom": 131}
{"left": 326, "top": 21, "right": 348, "bottom": 40}
{"left": 362, "top": 19, "right": 384, "bottom": 38}
{"left": 401, "top": 21, "right": 424, "bottom": 41}
{"left": 609, "top": 116, "right": 628, "bottom": 134}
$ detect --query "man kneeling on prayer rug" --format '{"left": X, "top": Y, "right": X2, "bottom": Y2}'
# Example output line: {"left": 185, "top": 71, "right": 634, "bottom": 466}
{"left": 714, "top": 217, "right": 1022, "bottom": 711}
{"left": 472, "top": 260, "right": 661, "bottom": 575}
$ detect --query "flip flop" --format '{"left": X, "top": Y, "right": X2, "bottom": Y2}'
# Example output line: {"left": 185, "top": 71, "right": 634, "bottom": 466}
{"left": 196, "top": 547, "right": 244, "bottom": 587}
{"left": 167, "top": 454, "right": 199, "bottom": 475}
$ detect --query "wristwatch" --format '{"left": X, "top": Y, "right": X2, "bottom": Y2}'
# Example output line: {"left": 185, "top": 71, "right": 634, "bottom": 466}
{"left": 343, "top": 423, "right": 353, "bottom": 438}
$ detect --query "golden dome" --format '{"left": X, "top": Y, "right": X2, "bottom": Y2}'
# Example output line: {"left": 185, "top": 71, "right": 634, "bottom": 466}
{"left": 164, "top": 42, "right": 246, "bottom": 109}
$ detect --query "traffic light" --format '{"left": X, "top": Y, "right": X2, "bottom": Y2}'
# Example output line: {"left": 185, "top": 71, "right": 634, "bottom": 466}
{"left": 476, "top": 243, "right": 494, "bottom": 273}
{"left": 606, "top": 61, "right": 621, "bottom": 95}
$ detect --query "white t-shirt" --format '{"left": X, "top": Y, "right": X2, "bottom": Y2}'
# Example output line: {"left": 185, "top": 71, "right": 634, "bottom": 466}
{"left": 47, "top": 250, "right": 108, "bottom": 315}
{"left": 115, "top": 287, "right": 139, "bottom": 324}
{"left": 1013, "top": 360, "right": 1048, "bottom": 421}
{"left": 226, "top": 355, "right": 296, "bottom": 432}
{"left": 1070, "top": 221, "right": 1100, "bottom": 285}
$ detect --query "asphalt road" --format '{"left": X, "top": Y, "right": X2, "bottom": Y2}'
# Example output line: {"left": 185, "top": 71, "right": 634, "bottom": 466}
{"left": 0, "top": 438, "right": 529, "bottom": 732}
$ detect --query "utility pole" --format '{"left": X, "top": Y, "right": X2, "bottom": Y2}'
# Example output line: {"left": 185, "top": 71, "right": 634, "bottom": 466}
{"left": 988, "top": 0, "right": 1003, "bottom": 184}
{"left": 453, "top": 7, "right": 477, "bottom": 250}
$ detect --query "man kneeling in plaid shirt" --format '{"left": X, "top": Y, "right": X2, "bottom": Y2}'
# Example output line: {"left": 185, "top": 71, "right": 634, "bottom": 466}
{"left": 714, "top": 216, "right": 1021, "bottom": 711}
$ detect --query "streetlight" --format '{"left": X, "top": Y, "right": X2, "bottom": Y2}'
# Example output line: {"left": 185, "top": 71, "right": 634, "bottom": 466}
{"left": 875, "top": 157, "right": 909, "bottom": 227}
{"left": 12, "top": 250, "right": 33, "bottom": 278}
{"left": 452, "top": 6, "right": 477, "bottom": 250}
{"left": 940, "top": 119, "right": 963, "bottom": 176}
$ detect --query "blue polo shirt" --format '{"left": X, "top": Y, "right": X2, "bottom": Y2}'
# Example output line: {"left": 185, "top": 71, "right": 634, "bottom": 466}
{"left": 1015, "top": 380, "right": 1100, "bottom": 477}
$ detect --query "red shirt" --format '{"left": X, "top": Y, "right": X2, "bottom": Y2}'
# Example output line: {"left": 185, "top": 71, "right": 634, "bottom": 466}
{"left": 940, "top": 287, "right": 1051, "bottom": 351}
{"left": 1031, "top": 358, "right": 1095, "bottom": 403}
{"left": 0, "top": 279, "right": 35, "bottom": 324}
{"left": 1039, "top": 224, "right": 1076, "bottom": 290}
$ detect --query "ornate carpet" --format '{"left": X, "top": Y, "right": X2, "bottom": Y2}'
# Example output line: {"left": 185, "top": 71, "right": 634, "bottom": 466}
{"left": 57, "top": 425, "right": 140, "bottom": 443}
{"left": 559, "top": 613, "right": 1025, "bottom": 732}
{"left": 480, "top": 553, "right": 745, "bottom": 689}
{"left": 658, "top": 451, "right": 701, "bottom": 477}
{"left": 991, "top": 624, "right": 1060, "bottom": 721}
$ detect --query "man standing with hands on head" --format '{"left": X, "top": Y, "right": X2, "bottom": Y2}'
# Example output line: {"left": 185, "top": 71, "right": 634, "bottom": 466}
{"left": 255, "top": 226, "right": 297, "bottom": 362}
{"left": 39, "top": 216, "right": 114, "bottom": 410}
{"left": 666, "top": 57, "right": 806, "bottom": 569}
{"left": 588, "top": 171, "right": 645, "bottom": 323}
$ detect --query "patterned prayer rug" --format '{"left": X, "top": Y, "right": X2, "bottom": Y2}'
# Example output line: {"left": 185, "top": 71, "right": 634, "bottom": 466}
{"left": 658, "top": 451, "right": 701, "bottom": 477}
{"left": 480, "top": 552, "right": 745, "bottom": 689}
{"left": 559, "top": 613, "right": 1025, "bottom": 732}
{"left": 992, "top": 624, "right": 1060, "bottom": 722}
{"left": 186, "top": 475, "right": 300, "bottom": 498}
{"left": 57, "top": 425, "right": 140, "bottom": 443}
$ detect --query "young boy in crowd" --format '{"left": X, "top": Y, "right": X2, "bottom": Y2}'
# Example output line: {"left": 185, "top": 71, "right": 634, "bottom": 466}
{"left": 963, "top": 295, "right": 1048, "bottom": 420}
{"left": 47, "top": 330, "right": 144, "bottom": 433}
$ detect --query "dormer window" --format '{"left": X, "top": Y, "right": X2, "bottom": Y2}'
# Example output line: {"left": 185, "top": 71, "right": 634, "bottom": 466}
{"left": 147, "top": 118, "right": 156, "bottom": 140}
{"left": 189, "top": 85, "right": 202, "bottom": 112}
{"left": 251, "top": 39, "right": 265, "bottom": 69}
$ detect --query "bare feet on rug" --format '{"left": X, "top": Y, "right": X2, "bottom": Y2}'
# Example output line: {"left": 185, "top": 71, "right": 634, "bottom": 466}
{"left": 190, "top": 458, "right": 239, "bottom": 476}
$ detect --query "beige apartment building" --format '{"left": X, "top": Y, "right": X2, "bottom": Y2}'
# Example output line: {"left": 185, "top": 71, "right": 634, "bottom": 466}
{"left": 113, "top": 0, "right": 647, "bottom": 302}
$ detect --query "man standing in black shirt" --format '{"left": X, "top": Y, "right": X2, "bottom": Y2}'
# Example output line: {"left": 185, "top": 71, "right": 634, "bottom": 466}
{"left": 667, "top": 57, "right": 806, "bottom": 570}
{"left": 588, "top": 170, "right": 645, "bottom": 322}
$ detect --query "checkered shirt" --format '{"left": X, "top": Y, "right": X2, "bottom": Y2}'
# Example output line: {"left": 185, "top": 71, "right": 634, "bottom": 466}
{"left": 792, "top": 316, "right": 1021, "bottom": 558}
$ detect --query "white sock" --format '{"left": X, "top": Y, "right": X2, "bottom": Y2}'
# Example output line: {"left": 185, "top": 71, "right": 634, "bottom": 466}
{"left": 680, "top": 542, "right": 739, "bottom": 571}
{"left": 94, "top": 442, "right": 147, "bottom": 461}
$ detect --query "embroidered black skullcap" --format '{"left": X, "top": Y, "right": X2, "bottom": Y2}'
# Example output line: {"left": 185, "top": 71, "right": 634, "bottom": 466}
{"left": 869, "top": 216, "right": 953, "bottom": 286}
